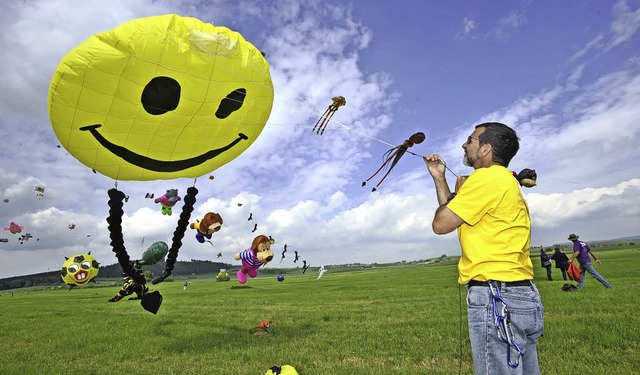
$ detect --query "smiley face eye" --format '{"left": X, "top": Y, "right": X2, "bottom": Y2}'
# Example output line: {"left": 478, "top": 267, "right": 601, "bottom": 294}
{"left": 216, "top": 88, "right": 246, "bottom": 119}
{"left": 141, "top": 76, "right": 181, "bottom": 115}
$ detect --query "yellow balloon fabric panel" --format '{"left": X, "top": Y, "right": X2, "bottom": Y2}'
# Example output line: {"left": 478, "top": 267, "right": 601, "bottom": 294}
{"left": 49, "top": 14, "right": 274, "bottom": 181}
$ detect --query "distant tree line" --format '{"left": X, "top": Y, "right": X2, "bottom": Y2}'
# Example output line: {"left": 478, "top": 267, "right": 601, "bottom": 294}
{"left": 0, "top": 259, "right": 233, "bottom": 291}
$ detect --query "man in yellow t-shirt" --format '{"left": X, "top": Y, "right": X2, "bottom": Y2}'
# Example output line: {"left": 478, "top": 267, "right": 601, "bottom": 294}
{"left": 424, "top": 122, "right": 543, "bottom": 375}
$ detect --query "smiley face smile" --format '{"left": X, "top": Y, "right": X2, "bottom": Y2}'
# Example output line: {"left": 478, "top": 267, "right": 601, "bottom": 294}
{"left": 80, "top": 125, "right": 248, "bottom": 173}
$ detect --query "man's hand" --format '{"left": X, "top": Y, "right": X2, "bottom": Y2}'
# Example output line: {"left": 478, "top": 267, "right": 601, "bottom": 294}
{"left": 423, "top": 154, "right": 446, "bottom": 179}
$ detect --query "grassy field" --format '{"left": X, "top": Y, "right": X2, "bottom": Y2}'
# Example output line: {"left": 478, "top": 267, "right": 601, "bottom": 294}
{"left": 1, "top": 245, "right": 638, "bottom": 374}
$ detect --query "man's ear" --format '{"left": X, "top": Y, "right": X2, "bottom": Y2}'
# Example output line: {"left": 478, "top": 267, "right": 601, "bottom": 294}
{"left": 480, "top": 143, "right": 492, "bottom": 158}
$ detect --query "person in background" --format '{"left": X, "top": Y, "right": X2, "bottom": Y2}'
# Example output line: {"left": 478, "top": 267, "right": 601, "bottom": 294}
{"left": 424, "top": 122, "right": 543, "bottom": 374}
{"left": 567, "top": 233, "right": 612, "bottom": 288}
{"left": 550, "top": 247, "right": 570, "bottom": 281}
{"left": 540, "top": 248, "right": 553, "bottom": 281}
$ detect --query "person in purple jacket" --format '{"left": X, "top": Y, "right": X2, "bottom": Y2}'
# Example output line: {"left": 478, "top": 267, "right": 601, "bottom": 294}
{"left": 567, "top": 233, "right": 612, "bottom": 288}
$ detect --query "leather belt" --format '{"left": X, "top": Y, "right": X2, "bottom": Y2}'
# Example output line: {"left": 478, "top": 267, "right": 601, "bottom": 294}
{"left": 468, "top": 280, "right": 532, "bottom": 288}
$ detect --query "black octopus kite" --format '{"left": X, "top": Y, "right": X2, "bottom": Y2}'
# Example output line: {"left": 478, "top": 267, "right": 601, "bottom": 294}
{"left": 362, "top": 132, "right": 426, "bottom": 192}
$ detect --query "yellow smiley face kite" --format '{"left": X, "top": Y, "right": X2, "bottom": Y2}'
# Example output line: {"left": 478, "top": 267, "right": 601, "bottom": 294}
{"left": 49, "top": 14, "right": 274, "bottom": 180}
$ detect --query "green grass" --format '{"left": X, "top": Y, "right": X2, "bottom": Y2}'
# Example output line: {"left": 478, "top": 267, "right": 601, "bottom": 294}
{"left": 1, "top": 246, "right": 638, "bottom": 374}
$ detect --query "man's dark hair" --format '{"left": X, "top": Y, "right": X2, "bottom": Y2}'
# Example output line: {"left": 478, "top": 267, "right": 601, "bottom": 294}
{"left": 475, "top": 122, "right": 519, "bottom": 167}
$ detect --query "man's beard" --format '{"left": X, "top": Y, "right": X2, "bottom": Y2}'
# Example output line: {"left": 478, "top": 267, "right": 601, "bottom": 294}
{"left": 463, "top": 151, "right": 475, "bottom": 167}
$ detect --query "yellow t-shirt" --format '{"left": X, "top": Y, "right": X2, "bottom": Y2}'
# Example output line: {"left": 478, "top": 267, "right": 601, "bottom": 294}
{"left": 447, "top": 165, "right": 533, "bottom": 285}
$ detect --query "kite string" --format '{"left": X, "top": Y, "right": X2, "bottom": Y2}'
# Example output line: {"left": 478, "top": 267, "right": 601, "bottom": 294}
{"left": 298, "top": 96, "right": 396, "bottom": 147}
{"left": 298, "top": 96, "right": 459, "bottom": 177}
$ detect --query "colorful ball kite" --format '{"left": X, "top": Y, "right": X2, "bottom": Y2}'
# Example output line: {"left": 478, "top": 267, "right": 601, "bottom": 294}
{"left": 49, "top": 14, "right": 274, "bottom": 181}
{"left": 60, "top": 252, "right": 100, "bottom": 287}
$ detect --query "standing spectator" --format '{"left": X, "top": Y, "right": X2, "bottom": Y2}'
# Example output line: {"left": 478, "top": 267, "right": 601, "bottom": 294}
{"left": 424, "top": 122, "right": 543, "bottom": 374}
{"left": 567, "top": 233, "right": 612, "bottom": 288}
{"left": 550, "top": 247, "right": 570, "bottom": 280}
{"left": 540, "top": 248, "right": 553, "bottom": 281}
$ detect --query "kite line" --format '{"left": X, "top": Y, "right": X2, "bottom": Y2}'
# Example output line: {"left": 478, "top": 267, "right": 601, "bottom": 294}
{"left": 297, "top": 96, "right": 459, "bottom": 178}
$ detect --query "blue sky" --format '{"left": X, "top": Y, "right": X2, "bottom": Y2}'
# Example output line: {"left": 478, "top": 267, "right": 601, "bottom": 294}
{"left": 1, "top": 0, "right": 639, "bottom": 278}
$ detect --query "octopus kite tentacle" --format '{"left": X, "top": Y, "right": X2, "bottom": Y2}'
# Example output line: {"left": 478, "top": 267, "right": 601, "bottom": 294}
{"left": 362, "top": 132, "right": 426, "bottom": 192}
{"left": 312, "top": 96, "right": 346, "bottom": 135}
{"left": 152, "top": 186, "right": 198, "bottom": 284}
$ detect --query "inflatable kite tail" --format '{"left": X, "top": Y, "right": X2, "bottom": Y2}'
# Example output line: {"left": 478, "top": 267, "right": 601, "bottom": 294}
{"left": 152, "top": 186, "right": 197, "bottom": 285}
{"left": 362, "top": 156, "right": 394, "bottom": 188}
{"left": 370, "top": 168, "right": 396, "bottom": 192}
{"left": 319, "top": 121, "right": 327, "bottom": 135}
{"left": 362, "top": 164, "right": 386, "bottom": 187}
{"left": 363, "top": 147, "right": 405, "bottom": 191}
{"left": 312, "top": 107, "right": 331, "bottom": 134}
{"left": 319, "top": 112, "right": 335, "bottom": 136}
{"left": 387, "top": 149, "right": 406, "bottom": 172}
{"left": 313, "top": 118, "right": 327, "bottom": 135}
{"left": 107, "top": 189, "right": 146, "bottom": 286}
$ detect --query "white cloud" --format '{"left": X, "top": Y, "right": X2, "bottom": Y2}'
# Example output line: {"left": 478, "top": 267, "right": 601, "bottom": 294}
{"left": 493, "top": 10, "right": 527, "bottom": 40}
{"left": 568, "top": 1, "right": 639, "bottom": 63}
{"left": 525, "top": 179, "right": 640, "bottom": 246}
{"left": 565, "top": 64, "right": 586, "bottom": 91}
{"left": 528, "top": 179, "right": 640, "bottom": 226}
{"left": 457, "top": 16, "right": 475, "bottom": 39}
{"left": 609, "top": 0, "right": 640, "bottom": 48}
{"left": 568, "top": 34, "right": 604, "bottom": 64}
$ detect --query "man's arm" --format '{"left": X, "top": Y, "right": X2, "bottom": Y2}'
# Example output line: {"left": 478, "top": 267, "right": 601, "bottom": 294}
{"left": 432, "top": 204, "right": 465, "bottom": 234}
{"left": 568, "top": 250, "right": 579, "bottom": 263}
{"left": 589, "top": 250, "right": 602, "bottom": 265}
{"left": 423, "top": 154, "right": 466, "bottom": 234}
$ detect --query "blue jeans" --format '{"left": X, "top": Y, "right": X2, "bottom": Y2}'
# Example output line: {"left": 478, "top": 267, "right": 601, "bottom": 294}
{"left": 577, "top": 262, "right": 611, "bottom": 288}
{"left": 467, "top": 283, "right": 544, "bottom": 375}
